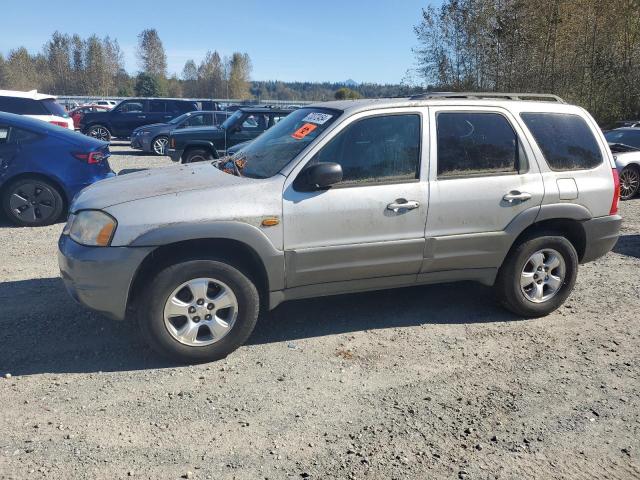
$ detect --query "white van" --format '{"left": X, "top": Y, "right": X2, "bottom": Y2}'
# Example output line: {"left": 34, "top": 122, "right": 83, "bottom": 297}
{"left": 0, "top": 89, "right": 73, "bottom": 129}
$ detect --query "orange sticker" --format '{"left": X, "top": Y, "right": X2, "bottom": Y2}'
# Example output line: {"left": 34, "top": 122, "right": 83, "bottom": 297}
{"left": 291, "top": 123, "right": 317, "bottom": 140}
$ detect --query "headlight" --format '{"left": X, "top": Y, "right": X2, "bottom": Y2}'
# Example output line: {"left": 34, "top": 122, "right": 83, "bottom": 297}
{"left": 67, "top": 210, "right": 117, "bottom": 247}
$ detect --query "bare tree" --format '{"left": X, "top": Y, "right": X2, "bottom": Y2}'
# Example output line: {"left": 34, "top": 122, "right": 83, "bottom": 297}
{"left": 137, "top": 29, "right": 167, "bottom": 77}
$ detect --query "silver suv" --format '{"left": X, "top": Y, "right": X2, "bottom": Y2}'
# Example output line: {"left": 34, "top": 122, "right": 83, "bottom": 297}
{"left": 58, "top": 93, "right": 622, "bottom": 363}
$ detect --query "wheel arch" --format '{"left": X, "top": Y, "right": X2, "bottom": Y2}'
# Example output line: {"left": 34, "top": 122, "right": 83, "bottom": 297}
{"left": 508, "top": 217, "right": 587, "bottom": 263}
{"left": 0, "top": 171, "right": 69, "bottom": 207}
{"left": 127, "top": 237, "right": 278, "bottom": 315}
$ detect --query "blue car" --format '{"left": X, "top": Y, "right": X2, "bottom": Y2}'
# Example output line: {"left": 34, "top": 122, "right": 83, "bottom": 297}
{"left": 0, "top": 111, "right": 114, "bottom": 227}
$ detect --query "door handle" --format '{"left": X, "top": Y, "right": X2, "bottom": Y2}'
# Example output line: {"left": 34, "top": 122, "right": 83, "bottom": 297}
{"left": 137, "top": 115, "right": 146, "bottom": 119}
{"left": 387, "top": 199, "right": 420, "bottom": 212}
{"left": 503, "top": 191, "right": 532, "bottom": 203}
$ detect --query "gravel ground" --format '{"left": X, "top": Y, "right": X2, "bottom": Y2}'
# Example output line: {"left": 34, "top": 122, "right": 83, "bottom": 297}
{"left": 1, "top": 143, "right": 639, "bottom": 479}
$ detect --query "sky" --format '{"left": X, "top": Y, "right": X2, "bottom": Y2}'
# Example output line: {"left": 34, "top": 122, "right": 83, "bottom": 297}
{"left": 0, "top": 0, "right": 436, "bottom": 84}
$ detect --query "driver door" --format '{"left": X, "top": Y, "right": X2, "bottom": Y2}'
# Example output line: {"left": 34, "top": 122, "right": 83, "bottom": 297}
{"left": 282, "top": 109, "right": 429, "bottom": 288}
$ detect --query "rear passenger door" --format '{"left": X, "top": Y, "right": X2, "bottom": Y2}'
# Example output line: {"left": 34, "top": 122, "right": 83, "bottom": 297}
{"left": 148, "top": 100, "right": 170, "bottom": 124}
{"left": 423, "top": 107, "right": 545, "bottom": 272}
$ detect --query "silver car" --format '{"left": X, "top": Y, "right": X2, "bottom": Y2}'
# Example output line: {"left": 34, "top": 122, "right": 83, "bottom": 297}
{"left": 59, "top": 93, "right": 622, "bottom": 363}
{"left": 605, "top": 128, "right": 640, "bottom": 200}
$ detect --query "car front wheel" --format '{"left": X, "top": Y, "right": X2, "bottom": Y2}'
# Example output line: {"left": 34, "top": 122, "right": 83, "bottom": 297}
{"left": 152, "top": 136, "right": 169, "bottom": 155}
{"left": 496, "top": 235, "right": 578, "bottom": 317}
{"left": 87, "top": 124, "right": 111, "bottom": 142}
{"left": 137, "top": 259, "right": 260, "bottom": 363}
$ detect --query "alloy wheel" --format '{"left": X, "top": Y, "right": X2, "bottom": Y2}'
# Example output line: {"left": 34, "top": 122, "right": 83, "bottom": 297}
{"left": 89, "top": 126, "right": 110, "bottom": 142}
{"left": 520, "top": 248, "right": 566, "bottom": 303}
{"left": 153, "top": 137, "right": 168, "bottom": 155}
{"left": 163, "top": 277, "right": 238, "bottom": 347}
{"left": 8, "top": 182, "right": 58, "bottom": 224}
{"left": 620, "top": 167, "right": 639, "bottom": 200}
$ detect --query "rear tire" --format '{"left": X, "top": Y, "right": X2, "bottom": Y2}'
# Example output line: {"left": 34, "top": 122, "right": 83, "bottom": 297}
{"left": 86, "top": 124, "right": 111, "bottom": 142}
{"left": 619, "top": 165, "right": 640, "bottom": 200}
{"left": 2, "top": 177, "right": 65, "bottom": 227}
{"left": 496, "top": 234, "right": 578, "bottom": 318}
{"left": 183, "top": 148, "right": 213, "bottom": 164}
{"left": 137, "top": 259, "right": 260, "bottom": 363}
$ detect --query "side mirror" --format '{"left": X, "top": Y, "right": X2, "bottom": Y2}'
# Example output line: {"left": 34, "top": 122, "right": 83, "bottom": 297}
{"left": 295, "top": 162, "right": 343, "bottom": 191}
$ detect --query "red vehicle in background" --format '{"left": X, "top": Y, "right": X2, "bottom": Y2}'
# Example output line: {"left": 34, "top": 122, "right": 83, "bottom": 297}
{"left": 69, "top": 105, "right": 110, "bottom": 130}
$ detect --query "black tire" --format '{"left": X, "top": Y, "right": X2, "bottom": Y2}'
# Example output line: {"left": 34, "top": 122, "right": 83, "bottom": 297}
{"left": 495, "top": 234, "right": 578, "bottom": 318}
{"left": 151, "top": 136, "right": 169, "bottom": 156}
{"left": 137, "top": 259, "right": 260, "bottom": 363}
{"left": 2, "top": 177, "right": 65, "bottom": 227}
{"left": 619, "top": 165, "right": 640, "bottom": 200}
{"left": 86, "top": 124, "right": 111, "bottom": 142}
{"left": 183, "top": 148, "right": 213, "bottom": 164}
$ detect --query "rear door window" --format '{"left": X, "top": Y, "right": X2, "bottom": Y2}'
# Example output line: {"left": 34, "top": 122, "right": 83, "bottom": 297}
{"left": 436, "top": 112, "right": 522, "bottom": 177}
{"left": 521, "top": 113, "right": 603, "bottom": 170}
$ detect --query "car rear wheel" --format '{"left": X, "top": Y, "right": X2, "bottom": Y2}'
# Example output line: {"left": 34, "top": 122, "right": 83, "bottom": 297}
{"left": 619, "top": 166, "right": 640, "bottom": 200}
{"left": 152, "top": 136, "right": 169, "bottom": 155}
{"left": 183, "top": 148, "right": 213, "bottom": 164}
{"left": 496, "top": 234, "right": 578, "bottom": 317}
{"left": 137, "top": 259, "right": 260, "bottom": 363}
{"left": 2, "top": 177, "right": 65, "bottom": 227}
{"left": 87, "top": 124, "right": 111, "bottom": 142}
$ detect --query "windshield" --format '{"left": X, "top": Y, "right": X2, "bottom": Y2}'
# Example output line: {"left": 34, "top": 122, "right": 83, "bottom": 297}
{"left": 42, "top": 99, "right": 69, "bottom": 118}
{"left": 604, "top": 129, "right": 640, "bottom": 149}
{"left": 222, "top": 108, "right": 341, "bottom": 179}
{"left": 169, "top": 112, "right": 192, "bottom": 125}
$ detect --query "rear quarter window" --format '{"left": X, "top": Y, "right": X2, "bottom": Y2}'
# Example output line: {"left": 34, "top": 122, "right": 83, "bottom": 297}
{"left": 521, "top": 113, "right": 603, "bottom": 171}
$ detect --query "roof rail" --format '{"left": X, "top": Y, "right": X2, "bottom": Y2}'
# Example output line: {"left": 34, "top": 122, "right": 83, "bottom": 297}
{"left": 410, "top": 91, "right": 565, "bottom": 103}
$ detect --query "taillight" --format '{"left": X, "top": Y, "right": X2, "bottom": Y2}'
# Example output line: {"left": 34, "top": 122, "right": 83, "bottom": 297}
{"left": 170, "top": 137, "right": 175, "bottom": 148}
{"left": 610, "top": 168, "right": 620, "bottom": 215}
{"left": 73, "top": 151, "right": 106, "bottom": 164}
{"left": 50, "top": 120, "right": 68, "bottom": 128}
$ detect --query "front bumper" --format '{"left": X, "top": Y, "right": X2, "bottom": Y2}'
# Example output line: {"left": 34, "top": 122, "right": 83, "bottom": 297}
{"left": 167, "top": 148, "right": 183, "bottom": 162}
{"left": 130, "top": 134, "right": 151, "bottom": 151}
{"left": 58, "top": 235, "right": 154, "bottom": 320}
{"left": 581, "top": 214, "right": 622, "bottom": 263}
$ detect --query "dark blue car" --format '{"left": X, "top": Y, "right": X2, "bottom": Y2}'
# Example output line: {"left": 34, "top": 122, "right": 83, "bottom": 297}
{"left": 0, "top": 112, "right": 114, "bottom": 227}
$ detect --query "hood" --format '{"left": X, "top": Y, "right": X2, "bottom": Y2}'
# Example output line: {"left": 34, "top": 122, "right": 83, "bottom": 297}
{"left": 72, "top": 162, "right": 246, "bottom": 211}
{"left": 134, "top": 123, "right": 167, "bottom": 132}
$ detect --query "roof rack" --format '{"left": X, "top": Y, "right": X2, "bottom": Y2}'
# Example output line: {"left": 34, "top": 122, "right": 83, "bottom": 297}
{"left": 410, "top": 91, "right": 565, "bottom": 103}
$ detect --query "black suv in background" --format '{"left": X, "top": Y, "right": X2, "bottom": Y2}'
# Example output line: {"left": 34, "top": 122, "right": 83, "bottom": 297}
{"left": 80, "top": 98, "right": 198, "bottom": 141}
{"left": 167, "top": 107, "right": 291, "bottom": 163}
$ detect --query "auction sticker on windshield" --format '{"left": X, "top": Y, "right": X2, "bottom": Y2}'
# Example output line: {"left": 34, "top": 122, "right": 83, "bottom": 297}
{"left": 302, "top": 112, "right": 333, "bottom": 125}
{"left": 292, "top": 123, "right": 317, "bottom": 140}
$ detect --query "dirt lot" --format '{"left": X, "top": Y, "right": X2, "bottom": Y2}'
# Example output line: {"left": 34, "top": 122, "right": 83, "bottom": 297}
{"left": 1, "top": 143, "right": 639, "bottom": 480}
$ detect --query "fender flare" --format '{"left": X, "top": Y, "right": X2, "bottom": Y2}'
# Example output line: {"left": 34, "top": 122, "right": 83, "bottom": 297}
{"left": 129, "top": 221, "right": 285, "bottom": 291}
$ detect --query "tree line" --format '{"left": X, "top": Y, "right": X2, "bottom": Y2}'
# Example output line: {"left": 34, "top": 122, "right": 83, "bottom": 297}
{"left": 413, "top": 0, "right": 640, "bottom": 125}
{"left": 0, "top": 29, "right": 417, "bottom": 103}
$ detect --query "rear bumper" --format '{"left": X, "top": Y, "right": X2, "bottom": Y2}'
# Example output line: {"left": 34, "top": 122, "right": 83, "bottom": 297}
{"left": 581, "top": 215, "right": 622, "bottom": 263}
{"left": 58, "top": 235, "right": 153, "bottom": 320}
{"left": 167, "top": 148, "right": 183, "bottom": 162}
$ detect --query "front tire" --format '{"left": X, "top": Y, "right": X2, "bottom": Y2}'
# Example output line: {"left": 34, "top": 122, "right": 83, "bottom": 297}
{"left": 2, "top": 177, "right": 65, "bottom": 227}
{"left": 619, "top": 165, "right": 640, "bottom": 200}
{"left": 152, "top": 136, "right": 168, "bottom": 155}
{"left": 496, "top": 235, "right": 578, "bottom": 317}
{"left": 86, "top": 124, "right": 111, "bottom": 142}
{"left": 183, "top": 148, "right": 213, "bottom": 164}
{"left": 137, "top": 259, "right": 260, "bottom": 363}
